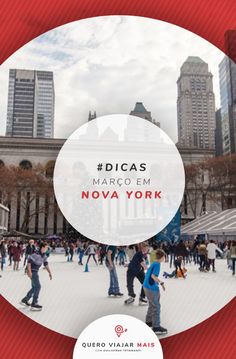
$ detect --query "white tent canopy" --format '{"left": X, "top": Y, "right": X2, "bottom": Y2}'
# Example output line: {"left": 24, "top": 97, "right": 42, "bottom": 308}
{"left": 181, "top": 208, "right": 236, "bottom": 236}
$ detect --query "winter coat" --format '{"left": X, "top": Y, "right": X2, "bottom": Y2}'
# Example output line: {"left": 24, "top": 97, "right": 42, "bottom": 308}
{"left": 12, "top": 246, "right": 21, "bottom": 261}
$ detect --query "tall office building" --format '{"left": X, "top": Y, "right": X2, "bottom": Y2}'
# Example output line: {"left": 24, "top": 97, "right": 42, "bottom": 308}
{"left": 219, "top": 31, "right": 236, "bottom": 154}
{"left": 6, "top": 69, "right": 55, "bottom": 138}
{"left": 177, "top": 56, "right": 216, "bottom": 149}
{"left": 215, "top": 109, "right": 223, "bottom": 157}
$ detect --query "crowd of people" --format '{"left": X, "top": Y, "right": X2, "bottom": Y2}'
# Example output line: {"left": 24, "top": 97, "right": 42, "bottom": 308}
{"left": 1, "top": 237, "right": 235, "bottom": 279}
{"left": 62, "top": 238, "right": 236, "bottom": 275}
{"left": 0, "top": 238, "right": 51, "bottom": 276}
{"left": 0, "top": 235, "right": 235, "bottom": 334}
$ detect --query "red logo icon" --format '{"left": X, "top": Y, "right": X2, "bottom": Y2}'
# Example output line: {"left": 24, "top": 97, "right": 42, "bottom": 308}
{"left": 115, "top": 325, "right": 127, "bottom": 338}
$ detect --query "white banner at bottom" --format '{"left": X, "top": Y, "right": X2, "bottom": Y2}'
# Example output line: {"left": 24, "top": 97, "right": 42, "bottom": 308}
{"left": 73, "top": 314, "right": 163, "bottom": 359}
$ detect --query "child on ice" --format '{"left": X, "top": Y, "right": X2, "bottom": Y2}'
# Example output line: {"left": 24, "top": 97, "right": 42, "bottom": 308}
{"left": 163, "top": 256, "right": 187, "bottom": 278}
{"left": 143, "top": 249, "right": 167, "bottom": 335}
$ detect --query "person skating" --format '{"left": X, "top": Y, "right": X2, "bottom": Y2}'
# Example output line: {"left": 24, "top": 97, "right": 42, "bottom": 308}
{"left": 69, "top": 243, "right": 74, "bottom": 262}
{"left": 85, "top": 243, "right": 98, "bottom": 265}
{"left": 163, "top": 256, "right": 186, "bottom": 278}
{"left": 229, "top": 241, "right": 236, "bottom": 275}
{"left": 20, "top": 242, "right": 52, "bottom": 311}
{"left": 98, "top": 244, "right": 107, "bottom": 265}
{"left": 206, "top": 240, "right": 223, "bottom": 272}
{"left": 169, "top": 241, "right": 176, "bottom": 268}
{"left": 105, "top": 245, "right": 123, "bottom": 297}
{"left": 175, "top": 240, "right": 188, "bottom": 265}
{"left": 12, "top": 242, "right": 22, "bottom": 271}
{"left": 77, "top": 243, "right": 85, "bottom": 265}
{"left": 192, "top": 240, "right": 200, "bottom": 265}
{"left": 198, "top": 241, "right": 207, "bottom": 271}
{"left": 24, "top": 239, "right": 35, "bottom": 273}
{"left": 117, "top": 247, "right": 126, "bottom": 266}
{"left": 124, "top": 242, "right": 149, "bottom": 305}
{"left": 0, "top": 238, "right": 7, "bottom": 273}
{"left": 175, "top": 256, "right": 186, "bottom": 277}
{"left": 143, "top": 249, "right": 167, "bottom": 335}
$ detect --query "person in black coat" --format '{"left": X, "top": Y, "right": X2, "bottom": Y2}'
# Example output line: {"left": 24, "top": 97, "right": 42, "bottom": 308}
{"left": 24, "top": 240, "right": 36, "bottom": 268}
{"left": 175, "top": 240, "right": 188, "bottom": 264}
{"left": 0, "top": 239, "right": 7, "bottom": 272}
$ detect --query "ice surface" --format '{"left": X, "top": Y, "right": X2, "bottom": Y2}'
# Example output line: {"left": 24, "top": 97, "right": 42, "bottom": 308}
{"left": 0, "top": 255, "right": 235, "bottom": 338}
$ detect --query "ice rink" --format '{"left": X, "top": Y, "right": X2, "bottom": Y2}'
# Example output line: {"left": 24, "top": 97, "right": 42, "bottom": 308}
{"left": 0, "top": 254, "right": 235, "bottom": 338}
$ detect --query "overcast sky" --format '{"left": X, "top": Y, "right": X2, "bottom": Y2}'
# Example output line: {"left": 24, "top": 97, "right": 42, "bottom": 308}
{"left": 0, "top": 16, "right": 224, "bottom": 142}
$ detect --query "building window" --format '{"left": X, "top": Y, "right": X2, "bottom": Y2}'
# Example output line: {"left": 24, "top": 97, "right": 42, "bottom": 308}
{"left": 45, "top": 160, "right": 55, "bottom": 178}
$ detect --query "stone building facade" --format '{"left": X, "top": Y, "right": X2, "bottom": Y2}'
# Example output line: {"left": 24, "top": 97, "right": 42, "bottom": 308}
{"left": 0, "top": 137, "right": 218, "bottom": 234}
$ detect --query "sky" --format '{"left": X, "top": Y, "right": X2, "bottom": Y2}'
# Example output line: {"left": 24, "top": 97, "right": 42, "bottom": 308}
{"left": 0, "top": 16, "right": 224, "bottom": 142}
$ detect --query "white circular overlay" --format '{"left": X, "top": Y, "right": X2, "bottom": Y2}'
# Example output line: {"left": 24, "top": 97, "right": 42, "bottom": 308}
{"left": 73, "top": 314, "right": 163, "bottom": 359}
{"left": 54, "top": 115, "right": 185, "bottom": 245}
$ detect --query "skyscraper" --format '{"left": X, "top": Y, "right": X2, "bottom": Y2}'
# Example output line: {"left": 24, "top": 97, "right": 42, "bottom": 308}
{"left": 215, "top": 109, "right": 223, "bottom": 157}
{"left": 6, "top": 69, "right": 55, "bottom": 138}
{"left": 129, "top": 102, "right": 160, "bottom": 127}
{"left": 177, "top": 56, "right": 216, "bottom": 149}
{"left": 219, "top": 31, "right": 236, "bottom": 154}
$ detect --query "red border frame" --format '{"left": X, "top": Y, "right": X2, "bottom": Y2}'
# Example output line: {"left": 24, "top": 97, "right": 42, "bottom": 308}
{"left": 0, "top": 1, "right": 236, "bottom": 358}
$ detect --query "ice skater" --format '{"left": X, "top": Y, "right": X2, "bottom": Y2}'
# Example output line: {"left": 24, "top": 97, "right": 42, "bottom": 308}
{"left": 24, "top": 239, "right": 35, "bottom": 273}
{"left": 163, "top": 256, "right": 186, "bottom": 279}
{"left": 12, "top": 242, "right": 22, "bottom": 271}
{"left": 229, "top": 241, "right": 236, "bottom": 275}
{"left": 77, "top": 243, "right": 85, "bottom": 265}
{"left": 85, "top": 243, "right": 98, "bottom": 265}
{"left": 198, "top": 241, "right": 208, "bottom": 272}
{"left": 21, "top": 242, "right": 52, "bottom": 311}
{"left": 143, "top": 249, "right": 167, "bottom": 335}
{"left": 69, "top": 243, "right": 74, "bottom": 262}
{"left": 105, "top": 245, "right": 123, "bottom": 297}
{"left": 98, "top": 244, "right": 107, "bottom": 265}
{"left": 0, "top": 238, "right": 7, "bottom": 272}
{"left": 124, "top": 242, "right": 149, "bottom": 305}
{"left": 116, "top": 247, "right": 126, "bottom": 266}
{"left": 206, "top": 240, "right": 223, "bottom": 272}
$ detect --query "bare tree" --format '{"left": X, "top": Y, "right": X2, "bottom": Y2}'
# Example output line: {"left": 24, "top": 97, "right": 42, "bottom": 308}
{"left": 207, "top": 154, "right": 236, "bottom": 210}
{"left": 184, "top": 161, "right": 213, "bottom": 218}
{"left": 0, "top": 164, "right": 54, "bottom": 232}
{"left": 183, "top": 154, "right": 236, "bottom": 219}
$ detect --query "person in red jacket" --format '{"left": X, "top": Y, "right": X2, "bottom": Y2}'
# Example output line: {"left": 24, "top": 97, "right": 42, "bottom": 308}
{"left": 12, "top": 242, "right": 22, "bottom": 271}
